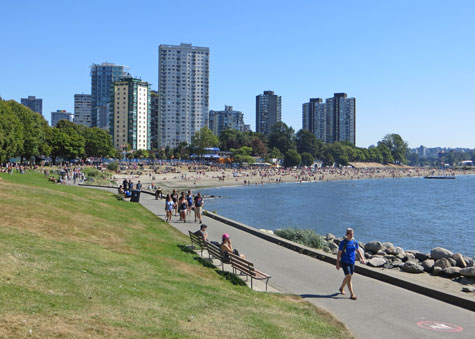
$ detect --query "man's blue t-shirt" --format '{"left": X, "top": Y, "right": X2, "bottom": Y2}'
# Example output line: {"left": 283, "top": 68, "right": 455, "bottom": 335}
{"left": 339, "top": 239, "right": 359, "bottom": 264}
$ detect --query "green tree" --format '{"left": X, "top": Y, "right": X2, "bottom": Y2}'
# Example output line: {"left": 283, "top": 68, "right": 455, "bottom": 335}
{"left": 283, "top": 149, "right": 301, "bottom": 168}
{"left": 378, "top": 134, "right": 408, "bottom": 164}
{"left": 268, "top": 122, "right": 296, "bottom": 155}
{"left": 268, "top": 147, "right": 283, "bottom": 159}
{"left": 49, "top": 127, "right": 85, "bottom": 164}
{"left": 296, "top": 129, "right": 320, "bottom": 158}
{"left": 191, "top": 127, "right": 219, "bottom": 156}
{"left": 0, "top": 100, "right": 24, "bottom": 162}
{"left": 301, "top": 152, "right": 314, "bottom": 166}
{"left": 368, "top": 146, "right": 383, "bottom": 163}
{"left": 231, "top": 146, "right": 255, "bottom": 164}
{"left": 82, "top": 127, "right": 114, "bottom": 158}
{"left": 377, "top": 143, "right": 394, "bottom": 164}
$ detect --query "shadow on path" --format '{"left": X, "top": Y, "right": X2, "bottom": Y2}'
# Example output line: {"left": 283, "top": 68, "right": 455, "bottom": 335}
{"left": 301, "top": 293, "right": 346, "bottom": 300}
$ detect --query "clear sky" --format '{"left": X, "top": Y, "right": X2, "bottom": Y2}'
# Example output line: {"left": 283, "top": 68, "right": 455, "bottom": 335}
{"left": 1, "top": 0, "right": 474, "bottom": 148}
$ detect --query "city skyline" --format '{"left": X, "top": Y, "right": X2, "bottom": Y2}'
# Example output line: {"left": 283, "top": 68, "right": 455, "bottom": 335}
{"left": 2, "top": 0, "right": 474, "bottom": 148}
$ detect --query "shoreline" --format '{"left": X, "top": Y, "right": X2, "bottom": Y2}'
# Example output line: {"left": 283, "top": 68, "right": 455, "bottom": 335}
{"left": 110, "top": 164, "right": 475, "bottom": 192}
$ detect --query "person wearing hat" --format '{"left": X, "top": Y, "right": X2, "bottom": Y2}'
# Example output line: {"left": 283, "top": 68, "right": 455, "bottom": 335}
{"left": 193, "top": 224, "right": 208, "bottom": 242}
{"left": 220, "top": 233, "right": 245, "bottom": 259}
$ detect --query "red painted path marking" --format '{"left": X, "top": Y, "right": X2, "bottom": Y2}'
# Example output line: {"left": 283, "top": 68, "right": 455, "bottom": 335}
{"left": 417, "top": 321, "right": 463, "bottom": 333}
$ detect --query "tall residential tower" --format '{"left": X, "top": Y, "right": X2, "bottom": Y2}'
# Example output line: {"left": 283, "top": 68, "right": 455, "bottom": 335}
{"left": 73, "top": 94, "right": 92, "bottom": 127}
{"left": 158, "top": 43, "right": 209, "bottom": 147}
{"left": 90, "top": 62, "right": 128, "bottom": 131}
{"left": 111, "top": 76, "right": 151, "bottom": 151}
{"left": 256, "top": 90, "right": 281, "bottom": 135}
{"left": 21, "top": 96, "right": 42, "bottom": 115}
{"left": 302, "top": 93, "right": 356, "bottom": 145}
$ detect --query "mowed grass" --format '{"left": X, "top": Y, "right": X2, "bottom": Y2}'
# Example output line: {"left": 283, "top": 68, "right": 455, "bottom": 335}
{"left": 0, "top": 171, "right": 351, "bottom": 338}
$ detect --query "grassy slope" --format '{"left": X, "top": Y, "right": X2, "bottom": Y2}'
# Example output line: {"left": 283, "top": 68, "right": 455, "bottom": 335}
{"left": 0, "top": 171, "right": 351, "bottom": 338}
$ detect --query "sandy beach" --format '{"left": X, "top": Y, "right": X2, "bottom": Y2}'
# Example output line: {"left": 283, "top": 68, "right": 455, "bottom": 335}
{"left": 111, "top": 162, "right": 475, "bottom": 193}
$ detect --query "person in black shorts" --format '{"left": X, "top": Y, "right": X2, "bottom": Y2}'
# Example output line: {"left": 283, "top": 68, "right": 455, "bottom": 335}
{"left": 336, "top": 228, "right": 365, "bottom": 300}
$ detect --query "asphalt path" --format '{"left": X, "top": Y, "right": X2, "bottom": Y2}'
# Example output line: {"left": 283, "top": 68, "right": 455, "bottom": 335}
{"left": 99, "top": 188, "right": 475, "bottom": 338}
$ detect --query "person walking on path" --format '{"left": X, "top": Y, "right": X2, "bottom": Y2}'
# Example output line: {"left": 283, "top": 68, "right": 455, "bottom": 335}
{"left": 336, "top": 228, "right": 365, "bottom": 300}
{"left": 194, "top": 192, "right": 204, "bottom": 223}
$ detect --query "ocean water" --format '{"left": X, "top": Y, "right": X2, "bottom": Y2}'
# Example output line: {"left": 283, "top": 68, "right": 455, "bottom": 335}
{"left": 200, "top": 175, "right": 475, "bottom": 257}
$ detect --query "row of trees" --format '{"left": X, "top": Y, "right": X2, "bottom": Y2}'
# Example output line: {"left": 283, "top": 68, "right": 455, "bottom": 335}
{"left": 0, "top": 100, "right": 115, "bottom": 163}
{"left": 158, "top": 122, "right": 409, "bottom": 167}
{"left": 1, "top": 98, "right": 409, "bottom": 167}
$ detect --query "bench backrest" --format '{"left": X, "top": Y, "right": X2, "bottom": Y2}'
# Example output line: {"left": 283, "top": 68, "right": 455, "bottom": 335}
{"left": 206, "top": 242, "right": 226, "bottom": 260}
{"left": 188, "top": 230, "right": 206, "bottom": 249}
{"left": 228, "top": 252, "right": 257, "bottom": 275}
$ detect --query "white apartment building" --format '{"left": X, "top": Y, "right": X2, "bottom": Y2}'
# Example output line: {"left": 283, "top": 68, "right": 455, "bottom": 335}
{"left": 158, "top": 43, "right": 209, "bottom": 147}
{"left": 112, "top": 77, "right": 150, "bottom": 150}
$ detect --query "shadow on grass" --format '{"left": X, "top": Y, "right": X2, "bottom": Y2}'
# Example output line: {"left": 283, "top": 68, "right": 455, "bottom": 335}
{"left": 217, "top": 271, "right": 247, "bottom": 286}
{"left": 177, "top": 244, "right": 247, "bottom": 286}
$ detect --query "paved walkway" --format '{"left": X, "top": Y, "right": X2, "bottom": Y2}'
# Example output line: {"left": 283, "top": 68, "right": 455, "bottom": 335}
{"left": 101, "top": 188, "right": 475, "bottom": 338}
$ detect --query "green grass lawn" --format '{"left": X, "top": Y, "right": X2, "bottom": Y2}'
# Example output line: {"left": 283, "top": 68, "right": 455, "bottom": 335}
{"left": 0, "top": 171, "right": 351, "bottom": 338}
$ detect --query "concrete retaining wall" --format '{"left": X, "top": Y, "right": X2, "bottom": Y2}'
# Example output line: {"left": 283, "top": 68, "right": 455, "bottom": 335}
{"left": 204, "top": 210, "right": 475, "bottom": 312}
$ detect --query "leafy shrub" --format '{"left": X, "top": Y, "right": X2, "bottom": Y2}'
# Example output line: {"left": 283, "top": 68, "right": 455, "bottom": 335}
{"left": 275, "top": 228, "right": 326, "bottom": 250}
{"left": 107, "top": 162, "right": 119, "bottom": 171}
{"left": 83, "top": 168, "right": 100, "bottom": 177}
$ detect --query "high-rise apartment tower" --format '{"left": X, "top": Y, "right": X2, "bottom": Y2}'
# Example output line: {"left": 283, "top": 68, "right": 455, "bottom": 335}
{"left": 302, "top": 93, "right": 355, "bottom": 145}
{"left": 256, "top": 91, "right": 281, "bottom": 135}
{"left": 90, "top": 62, "right": 128, "bottom": 130}
{"left": 208, "top": 105, "right": 245, "bottom": 136}
{"left": 158, "top": 43, "right": 210, "bottom": 147}
{"left": 73, "top": 94, "right": 92, "bottom": 127}
{"left": 111, "top": 76, "right": 151, "bottom": 151}
{"left": 21, "top": 96, "right": 42, "bottom": 115}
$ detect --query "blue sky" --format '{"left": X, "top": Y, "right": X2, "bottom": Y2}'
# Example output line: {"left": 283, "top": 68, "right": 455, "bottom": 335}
{"left": 1, "top": 0, "right": 474, "bottom": 148}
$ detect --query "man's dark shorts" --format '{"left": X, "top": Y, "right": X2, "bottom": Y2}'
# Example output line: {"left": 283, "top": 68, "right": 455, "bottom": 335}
{"left": 341, "top": 261, "right": 355, "bottom": 275}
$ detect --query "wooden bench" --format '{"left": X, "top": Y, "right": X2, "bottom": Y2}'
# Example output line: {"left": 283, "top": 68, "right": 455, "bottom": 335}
{"left": 228, "top": 252, "right": 271, "bottom": 291}
{"left": 205, "top": 242, "right": 230, "bottom": 270}
{"left": 188, "top": 230, "right": 207, "bottom": 256}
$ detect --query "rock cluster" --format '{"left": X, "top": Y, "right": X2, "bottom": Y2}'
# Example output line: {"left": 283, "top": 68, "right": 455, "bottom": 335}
{"left": 324, "top": 235, "right": 475, "bottom": 292}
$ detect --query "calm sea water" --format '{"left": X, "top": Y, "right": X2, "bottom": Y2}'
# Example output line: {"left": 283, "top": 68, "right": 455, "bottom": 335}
{"left": 201, "top": 175, "right": 475, "bottom": 257}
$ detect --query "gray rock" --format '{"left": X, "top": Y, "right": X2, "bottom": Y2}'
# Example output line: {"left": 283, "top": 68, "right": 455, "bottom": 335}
{"left": 460, "top": 267, "right": 475, "bottom": 278}
{"left": 462, "top": 286, "right": 475, "bottom": 293}
{"left": 365, "top": 241, "right": 383, "bottom": 253}
{"left": 414, "top": 252, "right": 429, "bottom": 261}
{"left": 458, "top": 277, "right": 475, "bottom": 285}
{"left": 430, "top": 247, "right": 454, "bottom": 260}
{"left": 328, "top": 242, "right": 338, "bottom": 251}
{"left": 434, "top": 258, "right": 452, "bottom": 270}
{"left": 453, "top": 253, "right": 467, "bottom": 268}
{"left": 402, "top": 262, "right": 424, "bottom": 274}
{"left": 464, "top": 257, "right": 474, "bottom": 267}
{"left": 368, "top": 257, "right": 387, "bottom": 267}
{"left": 383, "top": 242, "right": 395, "bottom": 254}
{"left": 448, "top": 258, "right": 457, "bottom": 267}
{"left": 422, "top": 259, "right": 435, "bottom": 272}
{"left": 392, "top": 259, "right": 405, "bottom": 267}
{"left": 383, "top": 263, "right": 394, "bottom": 269}
{"left": 326, "top": 233, "right": 336, "bottom": 241}
{"left": 432, "top": 266, "right": 443, "bottom": 275}
{"left": 376, "top": 250, "right": 386, "bottom": 256}
{"left": 404, "top": 253, "right": 416, "bottom": 262}
{"left": 331, "top": 247, "right": 339, "bottom": 255}
{"left": 443, "top": 267, "right": 461, "bottom": 277}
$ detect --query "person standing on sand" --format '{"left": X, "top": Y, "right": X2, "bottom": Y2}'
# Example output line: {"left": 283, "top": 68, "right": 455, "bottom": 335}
{"left": 336, "top": 228, "right": 365, "bottom": 300}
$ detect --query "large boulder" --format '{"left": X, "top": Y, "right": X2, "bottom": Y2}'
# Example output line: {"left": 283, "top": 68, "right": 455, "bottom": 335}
{"left": 383, "top": 242, "right": 396, "bottom": 254}
{"left": 402, "top": 262, "right": 424, "bottom": 274}
{"left": 460, "top": 267, "right": 475, "bottom": 278}
{"left": 392, "top": 259, "right": 405, "bottom": 268}
{"left": 404, "top": 253, "right": 416, "bottom": 262}
{"left": 430, "top": 247, "right": 454, "bottom": 260}
{"left": 367, "top": 257, "right": 386, "bottom": 267}
{"left": 448, "top": 258, "right": 457, "bottom": 266}
{"left": 453, "top": 253, "right": 467, "bottom": 268}
{"left": 461, "top": 286, "right": 475, "bottom": 293}
{"left": 422, "top": 259, "right": 435, "bottom": 272}
{"left": 464, "top": 257, "right": 474, "bottom": 267}
{"left": 413, "top": 252, "right": 429, "bottom": 262}
{"left": 432, "top": 266, "right": 443, "bottom": 275}
{"left": 394, "top": 247, "right": 406, "bottom": 259}
{"left": 365, "top": 241, "right": 383, "bottom": 253}
{"left": 443, "top": 267, "right": 461, "bottom": 277}
{"left": 434, "top": 258, "right": 452, "bottom": 270}
{"left": 325, "top": 233, "right": 336, "bottom": 241}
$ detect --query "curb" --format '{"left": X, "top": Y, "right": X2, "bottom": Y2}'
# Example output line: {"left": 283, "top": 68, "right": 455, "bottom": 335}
{"left": 203, "top": 210, "right": 475, "bottom": 312}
